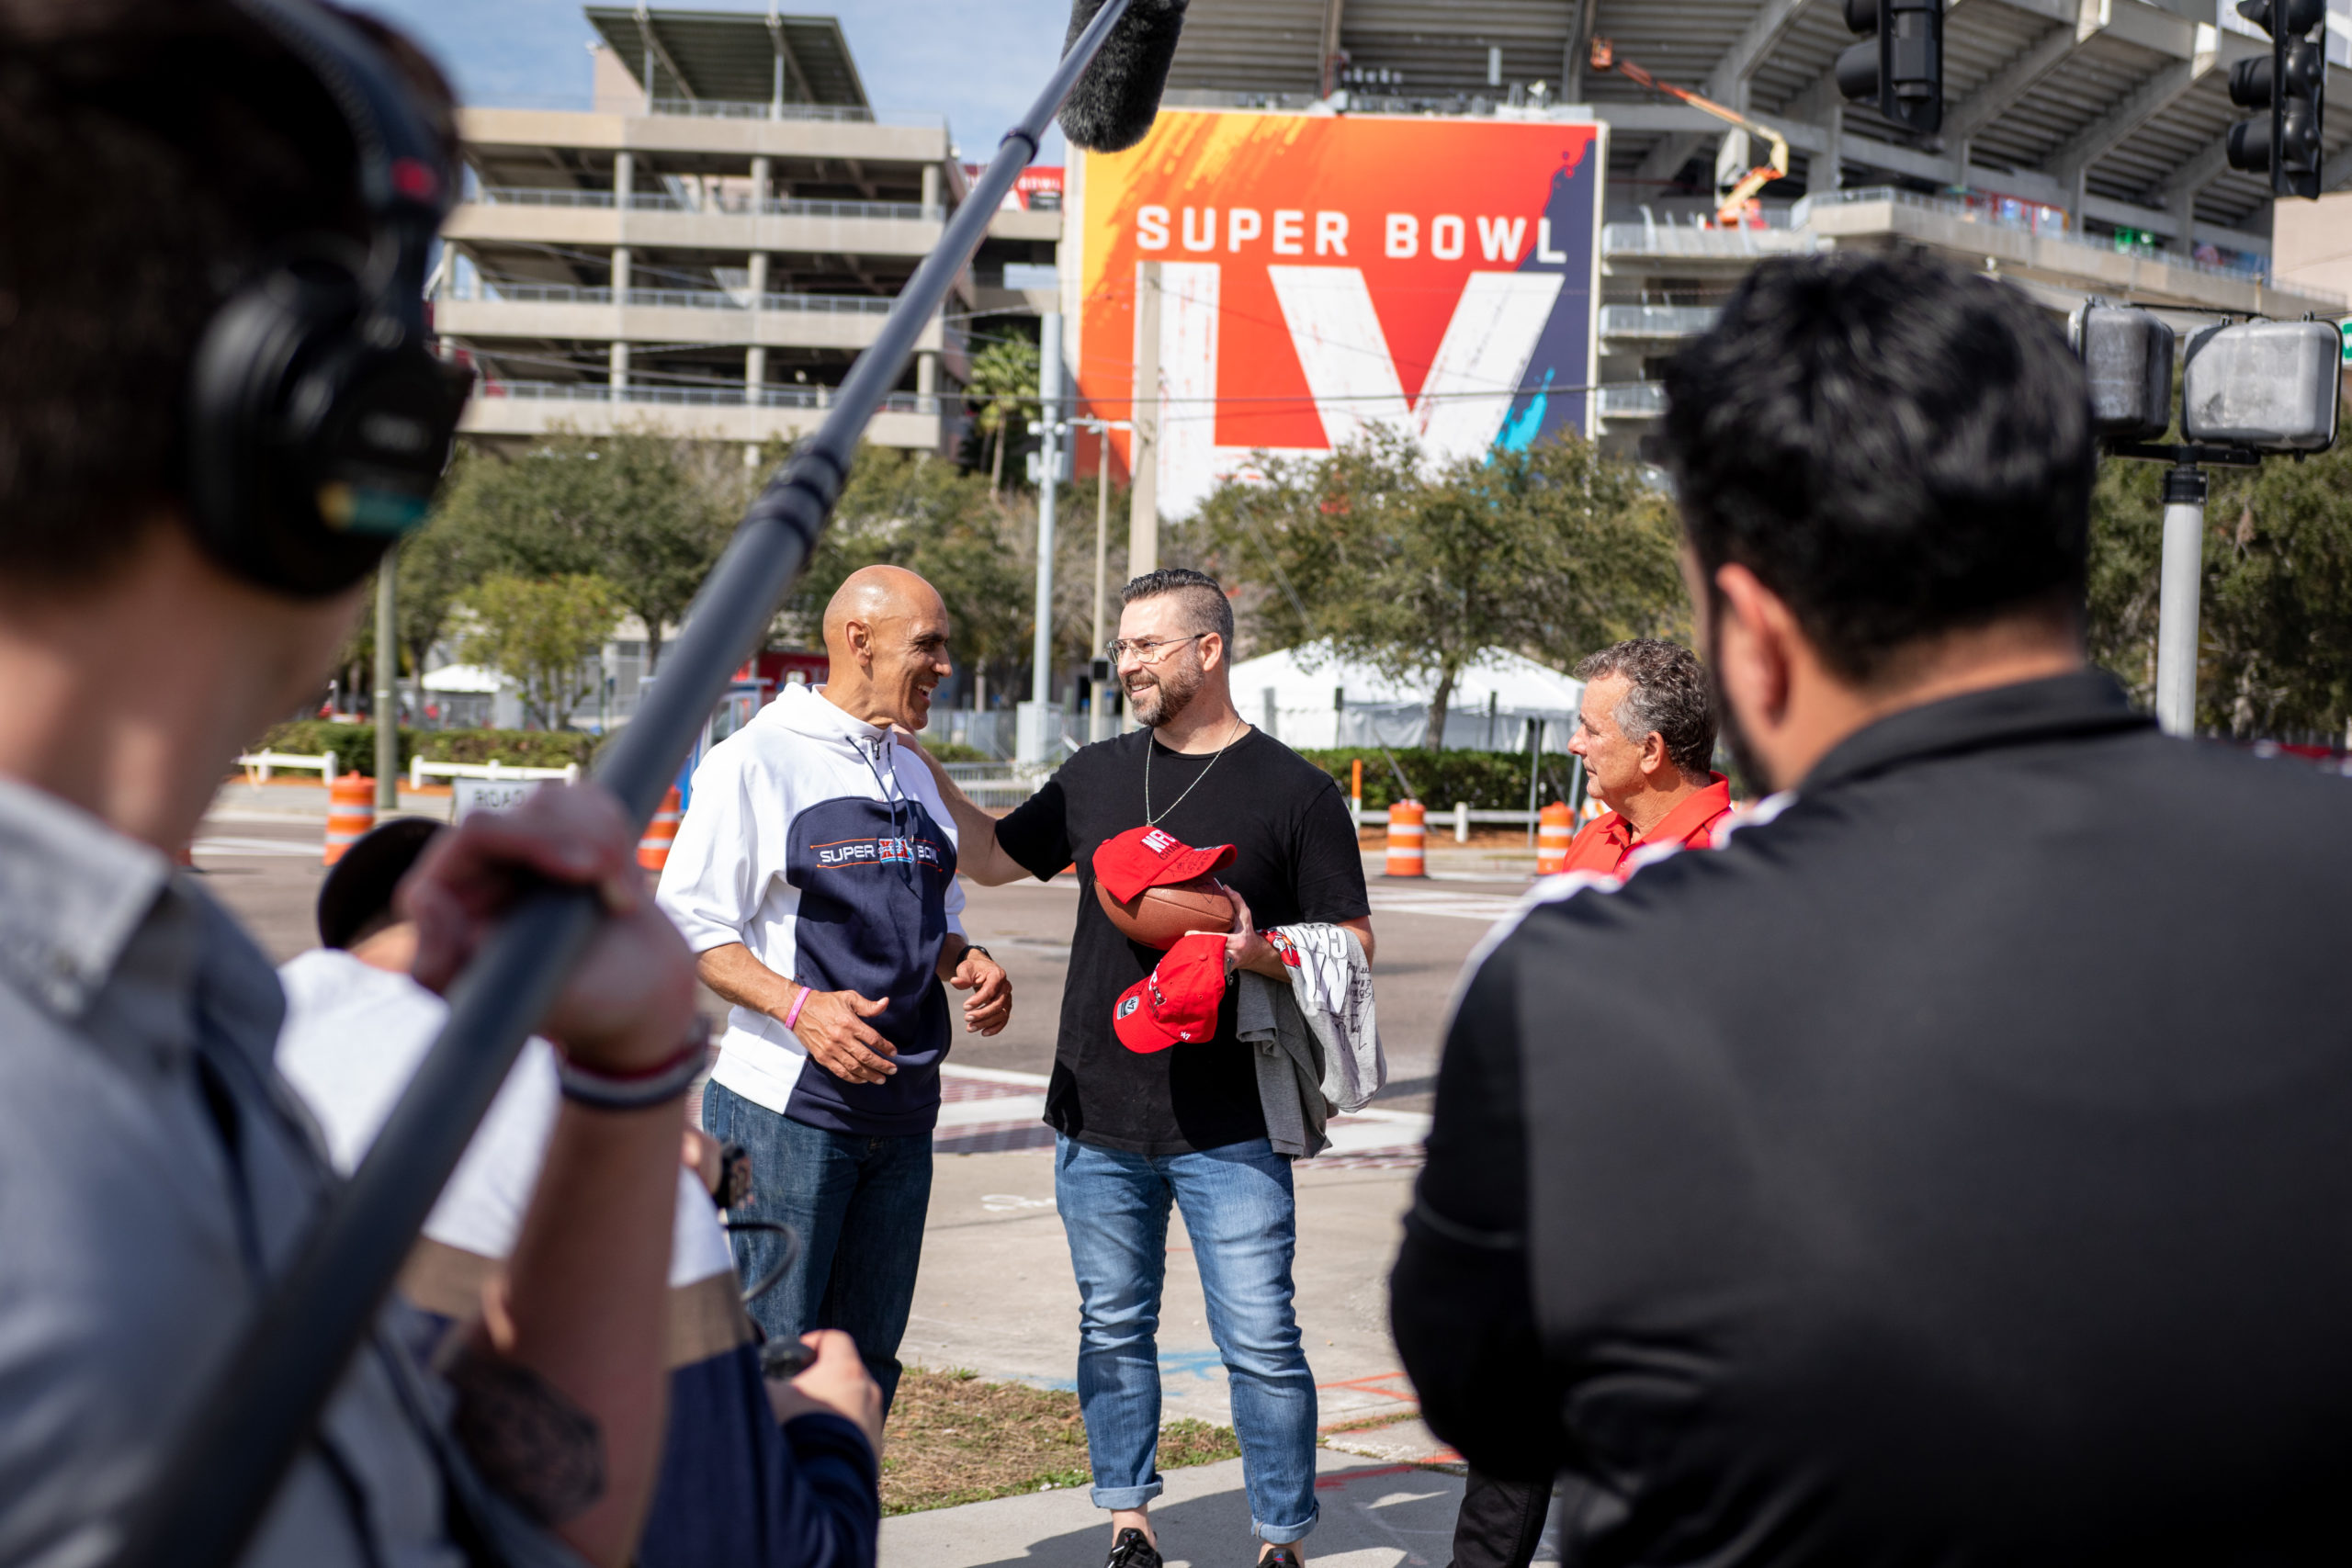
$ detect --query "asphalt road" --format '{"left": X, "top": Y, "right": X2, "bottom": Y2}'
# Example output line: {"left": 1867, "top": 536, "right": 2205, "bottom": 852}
{"left": 193, "top": 806, "right": 1526, "bottom": 1113}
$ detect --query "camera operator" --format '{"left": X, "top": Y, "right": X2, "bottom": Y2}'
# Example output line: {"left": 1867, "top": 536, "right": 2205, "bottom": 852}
{"left": 1394, "top": 251, "right": 2352, "bottom": 1563}
{"left": 0, "top": 5, "right": 719, "bottom": 1565}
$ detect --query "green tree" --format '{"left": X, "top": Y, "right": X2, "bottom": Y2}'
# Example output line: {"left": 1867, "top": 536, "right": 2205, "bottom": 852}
{"left": 1200, "top": 431, "right": 1684, "bottom": 739}
{"left": 2090, "top": 442, "right": 2352, "bottom": 739}
{"left": 457, "top": 572, "right": 624, "bottom": 729}
{"left": 964, "top": 334, "right": 1041, "bottom": 495}
{"left": 431, "top": 430, "right": 734, "bottom": 672}
{"left": 794, "top": 447, "right": 1033, "bottom": 694}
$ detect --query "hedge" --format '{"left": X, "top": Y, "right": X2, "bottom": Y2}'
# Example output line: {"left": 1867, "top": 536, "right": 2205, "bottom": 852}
{"left": 255, "top": 721, "right": 599, "bottom": 778}
{"left": 1293, "top": 746, "right": 1576, "bottom": 811}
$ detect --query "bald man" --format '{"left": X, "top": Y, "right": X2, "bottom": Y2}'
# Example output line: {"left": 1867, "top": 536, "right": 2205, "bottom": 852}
{"left": 658, "top": 565, "right": 1011, "bottom": 1408}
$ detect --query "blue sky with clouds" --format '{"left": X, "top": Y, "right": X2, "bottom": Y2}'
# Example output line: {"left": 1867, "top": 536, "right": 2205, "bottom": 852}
{"left": 349, "top": 0, "right": 1074, "bottom": 161}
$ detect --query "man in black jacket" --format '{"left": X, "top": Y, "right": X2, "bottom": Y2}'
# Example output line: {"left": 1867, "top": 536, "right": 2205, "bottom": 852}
{"left": 1393, "top": 250, "right": 2352, "bottom": 1566}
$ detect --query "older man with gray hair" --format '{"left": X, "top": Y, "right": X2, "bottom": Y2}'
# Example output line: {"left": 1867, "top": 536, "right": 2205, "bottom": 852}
{"left": 1559, "top": 637, "right": 1731, "bottom": 880}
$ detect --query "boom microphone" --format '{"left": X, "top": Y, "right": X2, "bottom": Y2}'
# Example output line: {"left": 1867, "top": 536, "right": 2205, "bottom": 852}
{"left": 1059, "top": 0, "right": 1188, "bottom": 152}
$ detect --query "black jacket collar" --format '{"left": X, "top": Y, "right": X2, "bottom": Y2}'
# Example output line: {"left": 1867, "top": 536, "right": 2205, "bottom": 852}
{"left": 1802, "top": 671, "right": 2153, "bottom": 794}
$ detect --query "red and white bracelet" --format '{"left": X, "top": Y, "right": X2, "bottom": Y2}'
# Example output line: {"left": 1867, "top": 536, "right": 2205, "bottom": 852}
{"left": 556, "top": 1015, "right": 711, "bottom": 1111}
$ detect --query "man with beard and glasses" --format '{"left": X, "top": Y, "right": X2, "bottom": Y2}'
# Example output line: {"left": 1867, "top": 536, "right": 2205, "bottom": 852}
{"left": 910, "top": 567, "right": 1373, "bottom": 1568}
{"left": 1393, "top": 249, "right": 2352, "bottom": 1565}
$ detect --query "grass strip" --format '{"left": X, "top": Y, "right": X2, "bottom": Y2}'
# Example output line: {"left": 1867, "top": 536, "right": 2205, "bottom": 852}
{"left": 883, "top": 1367, "right": 1241, "bottom": 1516}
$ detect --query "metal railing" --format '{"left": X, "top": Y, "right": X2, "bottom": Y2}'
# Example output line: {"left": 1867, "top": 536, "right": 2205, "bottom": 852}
{"left": 1596, "top": 383, "right": 1668, "bottom": 418}
{"left": 648, "top": 97, "right": 872, "bottom": 122}
{"left": 459, "top": 282, "right": 898, "bottom": 315}
{"left": 478, "top": 379, "right": 940, "bottom": 415}
{"left": 1600, "top": 222, "right": 1822, "bottom": 259}
{"left": 236, "top": 750, "right": 336, "bottom": 784}
{"left": 1598, "top": 304, "right": 1719, "bottom": 336}
{"left": 473, "top": 186, "right": 940, "bottom": 222}
{"left": 410, "top": 757, "right": 580, "bottom": 788}
{"left": 1791, "top": 186, "right": 2341, "bottom": 305}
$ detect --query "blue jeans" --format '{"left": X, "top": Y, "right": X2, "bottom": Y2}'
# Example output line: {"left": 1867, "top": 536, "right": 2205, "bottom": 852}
{"left": 1055, "top": 1134, "right": 1318, "bottom": 1544}
{"left": 702, "top": 1081, "right": 933, "bottom": 1412}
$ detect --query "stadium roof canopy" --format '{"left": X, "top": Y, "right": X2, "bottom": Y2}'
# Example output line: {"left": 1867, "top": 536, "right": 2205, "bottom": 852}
{"left": 1163, "top": 0, "right": 2352, "bottom": 244}
{"left": 584, "top": 6, "right": 867, "bottom": 109}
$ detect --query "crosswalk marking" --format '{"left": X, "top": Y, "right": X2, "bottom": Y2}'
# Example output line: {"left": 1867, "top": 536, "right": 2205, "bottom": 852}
{"left": 1365, "top": 888, "right": 1523, "bottom": 922}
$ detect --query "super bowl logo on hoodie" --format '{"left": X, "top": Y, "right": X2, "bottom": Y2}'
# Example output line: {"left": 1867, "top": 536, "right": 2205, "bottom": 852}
{"left": 814, "top": 836, "right": 944, "bottom": 871}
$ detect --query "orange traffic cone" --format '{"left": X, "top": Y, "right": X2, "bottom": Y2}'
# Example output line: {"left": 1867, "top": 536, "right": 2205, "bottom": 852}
{"left": 1385, "top": 799, "right": 1426, "bottom": 878}
{"left": 1536, "top": 800, "right": 1574, "bottom": 874}
{"left": 324, "top": 772, "right": 376, "bottom": 866}
{"left": 638, "top": 786, "right": 683, "bottom": 874}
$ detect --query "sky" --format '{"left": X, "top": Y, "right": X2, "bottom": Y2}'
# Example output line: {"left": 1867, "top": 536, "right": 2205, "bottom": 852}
{"left": 349, "top": 0, "right": 1074, "bottom": 162}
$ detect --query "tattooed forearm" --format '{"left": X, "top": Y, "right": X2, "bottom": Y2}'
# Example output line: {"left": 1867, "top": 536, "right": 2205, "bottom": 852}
{"left": 441, "top": 1341, "right": 607, "bottom": 1525}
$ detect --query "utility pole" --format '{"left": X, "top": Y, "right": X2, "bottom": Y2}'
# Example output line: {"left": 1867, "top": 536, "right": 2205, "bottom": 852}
{"left": 2154, "top": 462, "right": 2207, "bottom": 738}
{"left": 1019, "top": 312, "right": 1064, "bottom": 764}
{"left": 1128, "top": 261, "right": 1161, "bottom": 581}
{"left": 373, "top": 552, "right": 399, "bottom": 810}
{"left": 1079, "top": 415, "right": 1131, "bottom": 744}
{"left": 1125, "top": 263, "right": 1161, "bottom": 733}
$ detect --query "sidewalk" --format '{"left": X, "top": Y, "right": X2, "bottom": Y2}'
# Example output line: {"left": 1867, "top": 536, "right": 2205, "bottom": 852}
{"left": 881, "top": 1447, "right": 1551, "bottom": 1568}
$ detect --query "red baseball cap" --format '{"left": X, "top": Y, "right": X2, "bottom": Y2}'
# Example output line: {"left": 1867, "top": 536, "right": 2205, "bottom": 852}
{"left": 1093, "top": 824, "right": 1238, "bottom": 903}
{"left": 1112, "top": 931, "right": 1230, "bottom": 1053}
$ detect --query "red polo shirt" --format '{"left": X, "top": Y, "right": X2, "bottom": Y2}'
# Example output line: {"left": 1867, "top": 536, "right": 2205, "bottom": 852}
{"left": 1558, "top": 773, "right": 1735, "bottom": 880}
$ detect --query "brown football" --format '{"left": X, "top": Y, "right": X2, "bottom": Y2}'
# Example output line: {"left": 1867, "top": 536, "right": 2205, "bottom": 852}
{"left": 1095, "top": 874, "right": 1238, "bottom": 951}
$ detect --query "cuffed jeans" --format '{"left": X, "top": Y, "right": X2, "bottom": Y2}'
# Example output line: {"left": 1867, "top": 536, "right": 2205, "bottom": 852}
{"left": 1055, "top": 1134, "right": 1318, "bottom": 1544}
{"left": 702, "top": 1081, "right": 933, "bottom": 1412}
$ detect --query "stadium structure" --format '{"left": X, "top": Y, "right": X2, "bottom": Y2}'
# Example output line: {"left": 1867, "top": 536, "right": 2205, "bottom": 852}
{"left": 1141, "top": 0, "right": 2352, "bottom": 442}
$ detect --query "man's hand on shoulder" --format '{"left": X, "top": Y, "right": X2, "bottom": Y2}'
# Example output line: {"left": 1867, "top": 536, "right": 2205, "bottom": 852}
{"left": 946, "top": 943, "right": 1012, "bottom": 1035}
{"left": 788, "top": 988, "right": 899, "bottom": 1084}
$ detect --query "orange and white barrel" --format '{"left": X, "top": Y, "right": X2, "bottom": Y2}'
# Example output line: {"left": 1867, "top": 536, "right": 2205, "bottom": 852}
{"left": 323, "top": 773, "right": 376, "bottom": 866}
{"left": 1536, "top": 800, "right": 1575, "bottom": 874}
{"left": 1385, "top": 799, "right": 1426, "bottom": 878}
{"left": 638, "top": 786, "right": 683, "bottom": 874}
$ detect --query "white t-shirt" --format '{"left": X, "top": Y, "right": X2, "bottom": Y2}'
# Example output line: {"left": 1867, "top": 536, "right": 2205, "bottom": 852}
{"left": 274, "top": 948, "right": 733, "bottom": 1289}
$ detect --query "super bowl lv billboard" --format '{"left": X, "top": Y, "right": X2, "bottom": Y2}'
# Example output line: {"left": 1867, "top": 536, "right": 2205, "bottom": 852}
{"left": 1070, "top": 109, "right": 1605, "bottom": 517}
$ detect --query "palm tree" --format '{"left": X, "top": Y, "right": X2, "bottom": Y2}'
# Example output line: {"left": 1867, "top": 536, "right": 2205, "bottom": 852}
{"left": 965, "top": 334, "right": 1041, "bottom": 494}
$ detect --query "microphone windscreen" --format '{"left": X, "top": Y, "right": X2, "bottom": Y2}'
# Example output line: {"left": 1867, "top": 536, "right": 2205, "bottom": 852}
{"left": 1058, "top": 0, "right": 1188, "bottom": 153}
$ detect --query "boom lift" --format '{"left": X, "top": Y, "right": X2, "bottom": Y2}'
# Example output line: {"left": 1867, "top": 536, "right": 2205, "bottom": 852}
{"left": 1589, "top": 38, "right": 1792, "bottom": 225}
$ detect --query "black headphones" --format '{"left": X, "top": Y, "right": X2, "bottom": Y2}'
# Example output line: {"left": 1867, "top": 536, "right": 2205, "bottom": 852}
{"left": 184, "top": 0, "right": 474, "bottom": 598}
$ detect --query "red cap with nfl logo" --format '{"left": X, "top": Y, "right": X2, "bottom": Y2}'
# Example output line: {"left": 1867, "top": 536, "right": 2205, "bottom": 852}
{"left": 1112, "top": 931, "right": 1230, "bottom": 1053}
{"left": 1093, "top": 824, "right": 1238, "bottom": 903}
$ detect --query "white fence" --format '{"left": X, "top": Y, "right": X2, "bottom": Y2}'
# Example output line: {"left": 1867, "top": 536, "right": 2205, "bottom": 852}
{"left": 237, "top": 750, "right": 336, "bottom": 783}
{"left": 409, "top": 757, "right": 580, "bottom": 789}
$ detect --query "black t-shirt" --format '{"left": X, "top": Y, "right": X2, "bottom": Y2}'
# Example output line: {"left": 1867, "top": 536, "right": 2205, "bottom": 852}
{"left": 995, "top": 726, "right": 1369, "bottom": 1156}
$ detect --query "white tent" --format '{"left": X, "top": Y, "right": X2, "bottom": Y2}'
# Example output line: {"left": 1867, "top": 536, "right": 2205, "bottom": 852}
{"left": 1227, "top": 642, "right": 1585, "bottom": 751}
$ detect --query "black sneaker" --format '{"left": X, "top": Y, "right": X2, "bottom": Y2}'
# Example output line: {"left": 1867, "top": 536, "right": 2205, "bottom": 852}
{"left": 1106, "top": 1529, "right": 1161, "bottom": 1568}
{"left": 1261, "top": 1547, "right": 1304, "bottom": 1568}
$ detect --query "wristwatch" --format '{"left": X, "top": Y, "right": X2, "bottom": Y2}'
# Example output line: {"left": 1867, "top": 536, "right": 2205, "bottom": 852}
{"left": 961, "top": 943, "right": 994, "bottom": 964}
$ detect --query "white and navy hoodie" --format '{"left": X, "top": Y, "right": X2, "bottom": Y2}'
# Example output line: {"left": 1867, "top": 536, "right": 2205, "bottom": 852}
{"left": 658, "top": 683, "right": 964, "bottom": 1135}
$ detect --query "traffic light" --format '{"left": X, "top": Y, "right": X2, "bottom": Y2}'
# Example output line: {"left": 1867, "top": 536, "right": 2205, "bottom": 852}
{"left": 2224, "top": 0, "right": 2325, "bottom": 199}
{"left": 1836, "top": 0, "right": 1943, "bottom": 137}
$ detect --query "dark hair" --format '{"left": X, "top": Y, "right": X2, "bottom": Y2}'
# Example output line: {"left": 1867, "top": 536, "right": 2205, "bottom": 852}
{"left": 317, "top": 816, "right": 443, "bottom": 950}
{"left": 1573, "top": 638, "right": 1716, "bottom": 777}
{"left": 0, "top": 0, "right": 457, "bottom": 586}
{"left": 1660, "top": 252, "right": 2093, "bottom": 683}
{"left": 1120, "top": 566, "right": 1235, "bottom": 649}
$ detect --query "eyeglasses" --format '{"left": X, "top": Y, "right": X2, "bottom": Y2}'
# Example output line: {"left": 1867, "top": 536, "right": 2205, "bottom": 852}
{"left": 1104, "top": 634, "right": 1206, "bottom": 665}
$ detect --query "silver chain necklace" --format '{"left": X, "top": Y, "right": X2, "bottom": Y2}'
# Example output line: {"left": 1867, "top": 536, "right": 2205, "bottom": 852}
{"left": 1143, "top": 716, "right": 1248, "bottom": 826}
